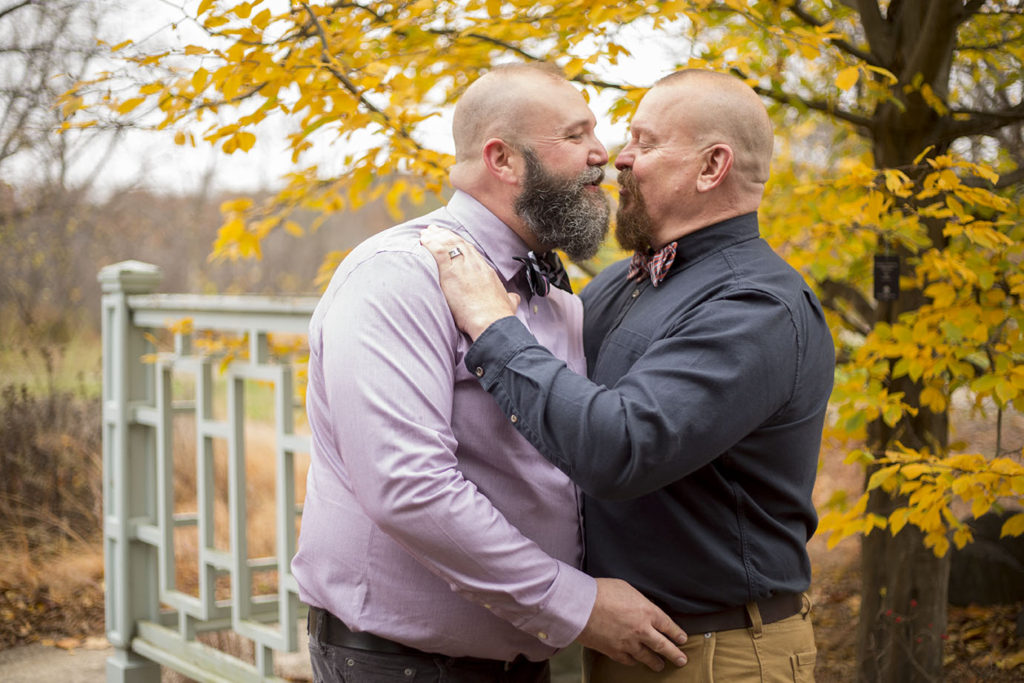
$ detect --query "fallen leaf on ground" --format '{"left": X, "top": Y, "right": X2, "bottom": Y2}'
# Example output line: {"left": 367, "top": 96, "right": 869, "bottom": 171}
{"left": 82, "top": 635, "right": 109, "bottom": 650}
{"left": 997, "top": 649, "right": 1024, "bottom": 670}
{"left": 55, "top": 637, "right": 80, "bottom": 650}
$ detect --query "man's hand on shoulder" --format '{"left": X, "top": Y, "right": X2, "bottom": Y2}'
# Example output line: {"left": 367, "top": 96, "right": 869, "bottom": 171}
{"left": 578, "top": 577, "right": 688, "bottom": 672}
{"left": 420, "top": 225, "right": 519, "bottom": 340}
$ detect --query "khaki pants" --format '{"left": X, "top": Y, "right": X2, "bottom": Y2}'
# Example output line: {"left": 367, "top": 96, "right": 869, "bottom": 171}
{"left": 583, "top": 596, "right": 816, "bottom": 683}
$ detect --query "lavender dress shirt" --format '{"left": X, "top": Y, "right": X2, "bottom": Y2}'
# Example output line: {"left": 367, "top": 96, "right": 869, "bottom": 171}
{"left": 291, "top": 190, "right": 597, "bottom": 661}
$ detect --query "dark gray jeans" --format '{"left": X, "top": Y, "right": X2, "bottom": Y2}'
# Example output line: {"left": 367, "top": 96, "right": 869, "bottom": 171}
{"left": 308, "top": 625, "right": 551, "bottom": 683}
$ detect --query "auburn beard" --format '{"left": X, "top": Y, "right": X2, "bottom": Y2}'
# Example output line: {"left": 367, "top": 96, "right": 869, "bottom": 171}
{"left": 514, "top": 147, "right": 610, "bottom": 261}
{"left": 615, "top": 168, "right": 655, "bottom": 253}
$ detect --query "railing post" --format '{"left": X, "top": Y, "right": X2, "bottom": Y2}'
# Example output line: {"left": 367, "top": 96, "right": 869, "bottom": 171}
{"left": 99, "top": 261, "right": 163, "bottom": 683}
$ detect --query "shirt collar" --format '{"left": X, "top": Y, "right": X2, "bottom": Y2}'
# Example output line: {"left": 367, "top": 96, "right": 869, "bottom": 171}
{"left": 662, "top": 211, "right": 760, "bottom": 278}
{"left": 445, "top": 190, "right": 530, "bottom": 284}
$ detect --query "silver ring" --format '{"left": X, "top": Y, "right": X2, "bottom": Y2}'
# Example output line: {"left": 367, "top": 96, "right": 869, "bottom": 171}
{"left": 448, "top": 247, "right": 463, "bottom": 260}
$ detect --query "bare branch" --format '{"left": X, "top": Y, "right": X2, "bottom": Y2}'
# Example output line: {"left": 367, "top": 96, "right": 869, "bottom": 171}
{"left": 944, "top": 101, "right": 1024, "bottom": 139}
{"left": 0, "top": 0, "right": 33, "bottom": 23}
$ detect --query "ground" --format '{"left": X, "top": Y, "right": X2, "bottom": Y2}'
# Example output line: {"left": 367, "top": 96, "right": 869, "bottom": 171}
{"left": 2, "top": 410, "right": 1022, "bottom": 680}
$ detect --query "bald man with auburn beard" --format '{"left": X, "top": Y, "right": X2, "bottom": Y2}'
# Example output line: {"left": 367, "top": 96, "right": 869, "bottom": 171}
{"left": 422, "top": 69, "right": 835, "bottom": 682}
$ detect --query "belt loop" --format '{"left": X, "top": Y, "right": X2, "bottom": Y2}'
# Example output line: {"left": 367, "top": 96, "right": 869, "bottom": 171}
{"left": 801, "top": 592, "right": 812, "bottom": 619}
{"left": 746, "top": 601, "right": 764, "bottom": 639}
{"left": 308, "top": 607, "right": 323, "bottom": 642}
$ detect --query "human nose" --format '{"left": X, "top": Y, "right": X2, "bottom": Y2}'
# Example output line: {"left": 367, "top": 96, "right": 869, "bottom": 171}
{"left": 614, "top": 142, "right": 635, "bottom": 170}
{"left": 589, "top": 135, "right": 609, "bottom": 166}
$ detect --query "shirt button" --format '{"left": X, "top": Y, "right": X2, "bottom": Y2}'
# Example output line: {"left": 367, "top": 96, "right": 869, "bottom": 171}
{"left": 631, "top": 288, "right": 640, "bottom": 298}
{"left": 483, "top": 603, "right": 492, "bottom": 609}
{"left": 346, "top": 657, "right": 356, "bottom": 666}
{"left": 404, "top": 668, "right": 415, "bottom": 677}
{"left": 475, "top": 366, "right": 485, "bottom": 377}
{"left": 532, "top": 304, "right": 538, "bottom": 313}
{"left": 510, "top": 414, "right": 518, "bottom": 424}
{"left": 537, "top": 631, "right": 548, "bottom": 640}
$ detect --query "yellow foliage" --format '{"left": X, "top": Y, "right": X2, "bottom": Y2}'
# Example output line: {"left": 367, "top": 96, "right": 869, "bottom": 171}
{"left": 73, "top": 0, "right": 1023, "bottom": 558}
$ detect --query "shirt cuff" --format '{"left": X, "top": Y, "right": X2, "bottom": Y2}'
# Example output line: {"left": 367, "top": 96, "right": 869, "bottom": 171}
{"left": 517, "top": 562, "right": 597, "bottom": 648}
{"left": 465, "top": 316, "right": 537, "bottom": 389}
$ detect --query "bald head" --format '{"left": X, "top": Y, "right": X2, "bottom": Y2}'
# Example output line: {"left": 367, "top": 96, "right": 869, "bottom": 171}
{"left": 452, "top": 64, "right": 573, "bottom": 163}
{"left": 654, "top": 70, "right": 774, "bottom": 184}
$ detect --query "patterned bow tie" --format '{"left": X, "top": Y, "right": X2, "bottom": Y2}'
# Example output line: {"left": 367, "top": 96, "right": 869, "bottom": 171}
{"left": 513, "top": 251, "right": 573, "bottom": 298}
{"left": 627, "top": 241, "right": 678, "bottom": 287}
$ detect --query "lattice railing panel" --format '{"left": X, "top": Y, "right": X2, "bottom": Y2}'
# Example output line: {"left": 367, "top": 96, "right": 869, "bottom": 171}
{"left": 100, "top": 261, "right": 317, "bottom": 683}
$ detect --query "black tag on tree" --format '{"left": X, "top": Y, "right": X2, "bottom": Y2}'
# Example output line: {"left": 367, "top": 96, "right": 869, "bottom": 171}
{"left": 874, "top": 254, "right": 900, "bottom": 301}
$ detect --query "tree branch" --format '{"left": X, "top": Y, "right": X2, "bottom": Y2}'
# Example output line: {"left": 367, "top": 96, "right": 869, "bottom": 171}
{"left": 995, "top": 166, "right": 1024, "bottom": 189}
{"left": 740, "top": 74, "right": 874, "bottom": 129}
{"left": 298, "top": 2, "right": 445, "bottom": 174}
{"left": 788, "top": 0, "right": 879, "bottom": 66}
{"left": 853, "top": 0, "right": 892, "bottom": 66}
{"left": 902, "top": 2, "right": 959, "bottom": 85}
{"left": 944, "top": 102, "right": 1024, "bottom": 139}
{"left": 956, "top": 29, "right": 1024, "bottom": 51}
{"left": 0, "top": 0, "right": 33, "bottom": 23}
{"left": 819, "top": 278, "right": 875, "bottom": 336}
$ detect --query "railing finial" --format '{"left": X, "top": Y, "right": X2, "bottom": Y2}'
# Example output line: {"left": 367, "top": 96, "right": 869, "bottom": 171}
{"left": 99, "top": 260, "right": 163, "bottom": 295}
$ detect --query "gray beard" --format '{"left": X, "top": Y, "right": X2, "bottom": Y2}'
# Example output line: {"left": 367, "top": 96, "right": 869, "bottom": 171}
{"left": 514, "top": 148, "right": 610, "bottom": 261}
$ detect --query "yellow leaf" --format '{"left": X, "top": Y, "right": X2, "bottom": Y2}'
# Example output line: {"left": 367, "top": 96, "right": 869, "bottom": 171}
{"left": 117, "top": 97, "right": 146, "bottom": 115}
{"left": 996, "top": 648, "right": 1024, "bottom": 670}
{"left": 901, "top": 463, "right": 930, "bottom": 480}
{"left": 913, "top": 146, "right": 935, "bottom": 165}
{"left": 191, "top": 67, "right": 209, "bottom": 92}
{"left": 835, "top": 66, "right": 859, "bottom": 91}
{"left": 221, "top": 198, "right": 253, "bottom": 213}
{"left": 1001, "top": 513, "right": 1024, "bottom": 538}
{"left": 197, "top": 0, "right": 216, "bottom": 15}
{"left": 284, "top": 220, "right": 304, "bottom": 237}
{"left": 971, "top": 496, "right": 993, "bottom": 519}
{"left": 184, "top": 45, "right": 210, "bottom": 56}
{"left": 252, "top": 8, "right": 272, "bottom": 30}
{"left": 868, "top": 464, "right": 900, "bottom": 491}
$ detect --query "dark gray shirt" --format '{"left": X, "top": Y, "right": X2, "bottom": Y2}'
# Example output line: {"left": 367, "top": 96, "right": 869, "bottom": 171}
{"left": 465, "top": 212, "right": 835, "bottom": 614}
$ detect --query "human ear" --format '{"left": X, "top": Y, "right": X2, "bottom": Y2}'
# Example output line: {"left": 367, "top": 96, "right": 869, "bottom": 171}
{"left": 696, "top": 144, "right": 733, "bottom": 192}
{"left": 481, "top": 138, "right": 521, "bottom": 185}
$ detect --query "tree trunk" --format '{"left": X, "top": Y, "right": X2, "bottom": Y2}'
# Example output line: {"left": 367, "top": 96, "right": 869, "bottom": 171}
{"left": 855, "top": 198, "right": 952, "bottom": 681}
{"left": 858, "top": 377, "right": 951, "bottom": 682}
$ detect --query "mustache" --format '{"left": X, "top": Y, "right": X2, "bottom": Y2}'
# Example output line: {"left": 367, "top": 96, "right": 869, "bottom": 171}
{"left": 581, "top": 165, "right": 605, "bottom": 185}
{"left": 617, "top": 168, "right": 638, "bottom": 192}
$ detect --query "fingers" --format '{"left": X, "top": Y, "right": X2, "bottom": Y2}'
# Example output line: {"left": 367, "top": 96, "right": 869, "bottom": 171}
{"left": 650, "top": 610, "right": 688, "bottom": 665}
{"left": 420, "top": 224, "right": 472, "bottom": 264}
{"left": 644, "top": 629, "right": 687, "bottom": 668}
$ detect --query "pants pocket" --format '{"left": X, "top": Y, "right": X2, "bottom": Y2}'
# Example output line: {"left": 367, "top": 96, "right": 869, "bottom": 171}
{"left": 790, "top": 649, "right": 816, "bottom": 683}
